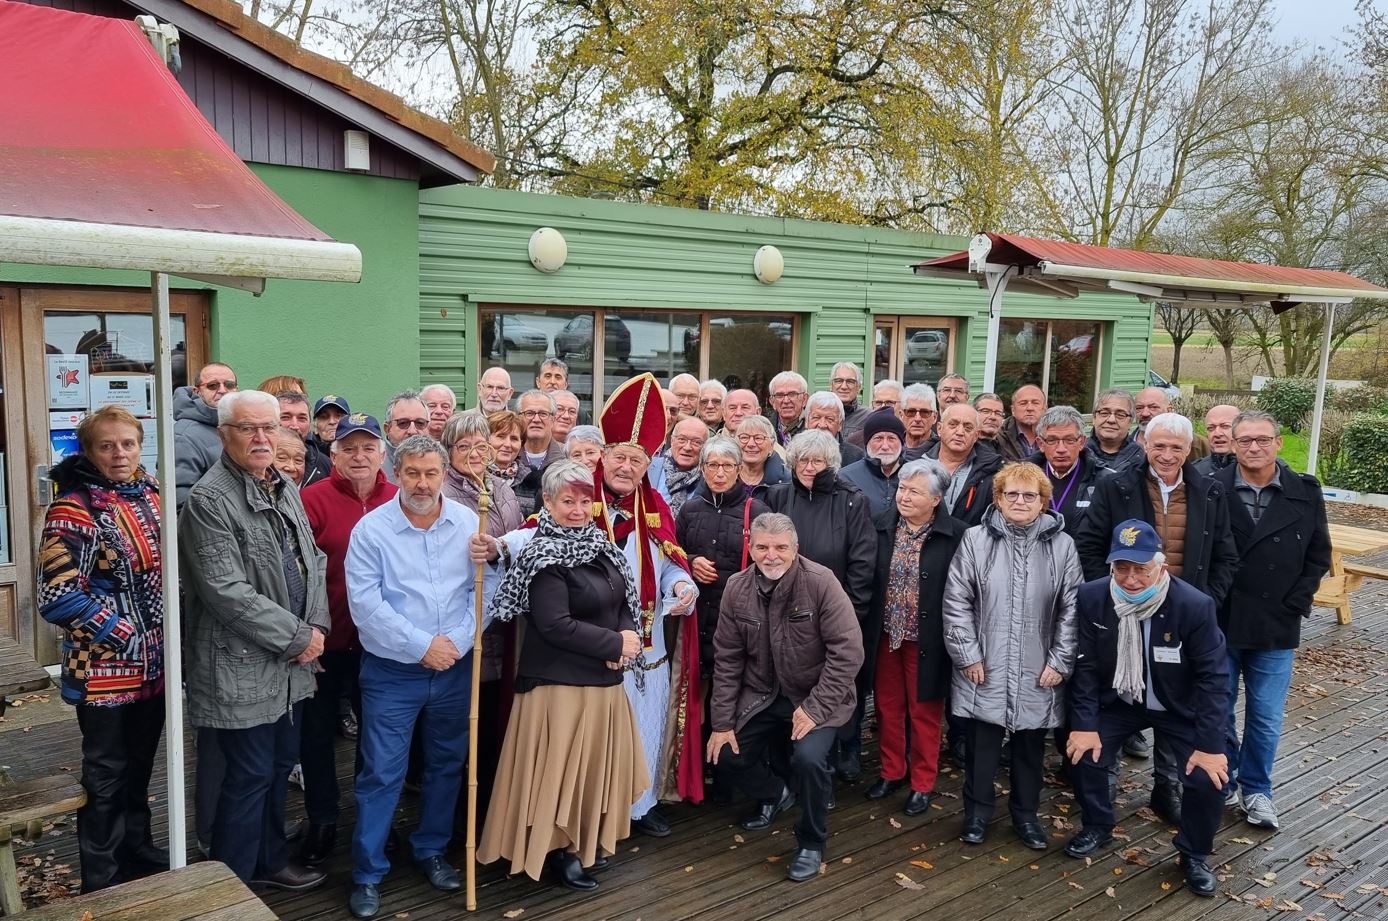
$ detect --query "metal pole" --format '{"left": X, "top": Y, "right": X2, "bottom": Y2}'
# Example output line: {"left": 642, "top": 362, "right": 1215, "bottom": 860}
{"left": 151, "top": 272, "right": 187, "bottom": 868}
{"left": 1307, "top": 301, "right": 1336, "bottom": 476}
{"left": 981, "top": 269, "right": 1010, "bottom": 393}
{"left": 465, "top": 485, "right": 490, "bottom": 910}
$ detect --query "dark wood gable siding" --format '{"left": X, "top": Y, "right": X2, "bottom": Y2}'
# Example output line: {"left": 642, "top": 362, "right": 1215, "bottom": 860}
{"left": 21, "top": 0, "right": 423, "bottom": 181}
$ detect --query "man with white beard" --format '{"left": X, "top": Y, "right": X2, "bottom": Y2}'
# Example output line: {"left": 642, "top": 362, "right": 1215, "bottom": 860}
{"left": 838, "top": 408, "right": 906, "bottom": 517}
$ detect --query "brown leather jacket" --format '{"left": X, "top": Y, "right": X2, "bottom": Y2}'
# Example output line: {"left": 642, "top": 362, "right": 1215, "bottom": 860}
{"left": 711, "top": 556, "right": 864, "bottom": 733}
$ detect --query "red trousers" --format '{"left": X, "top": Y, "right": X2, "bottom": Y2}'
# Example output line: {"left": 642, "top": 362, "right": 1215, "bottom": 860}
{"left": 874, "top": 636, "right": 945, "bottom": 793}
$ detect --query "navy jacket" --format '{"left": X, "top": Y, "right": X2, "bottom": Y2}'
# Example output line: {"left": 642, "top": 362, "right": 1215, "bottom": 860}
{"left": 839, "top": 456, "right": 899, "bottom": 519}
{"left": 1069, "top": 577, "right": 1230, "bottom": 754}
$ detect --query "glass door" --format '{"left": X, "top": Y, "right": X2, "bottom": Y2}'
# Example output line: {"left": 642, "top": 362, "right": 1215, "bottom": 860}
{"left": 872, "top": 317, "right": 957, "bottom": 390}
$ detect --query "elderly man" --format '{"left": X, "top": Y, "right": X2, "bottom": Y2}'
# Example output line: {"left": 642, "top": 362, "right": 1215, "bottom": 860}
{"left": 420, "top": 384, "right": 457, "bottom": 441}
{"left": 847, "top": 379, "right": 902, "bottom": 447}
{"left": 900, "top": 383, "right": 938, "bottom": 459}
{"left": 1088, "top": 389, "right": 1146, "bottom": 473}
{"left": 1064, "top": 519, "right": 1230, "bottom": 899}
{"left": 551, "top": 389, "right": 581, "bottom": 443}
{"left": 669, "top": 373, "right": 701, "bottom": 418}
{"left": 1028, "top": 406, "right": 1111, "bottom": 537}
{"left": 698, "top": 379, "right": 728, "bottom": 432}
{"left": 1212, "top": 411, "right": 1330, "bottom": 830}
{"left": 840, "top": 408, "right": 905, "bottom": 518}
{"left": 805, "top": 391, "right": 865, "bottom": 465}
{"left": 1133, "top": 387, "right": 1171, "bottom": 443}
{"left": 174, "top": 361, "right": 237, "bottom": 507}
{"left": 180, "top": 390, "right": 329, "bottom": 890}
{"left": 312, "top": 394, "right": 350, "bottom": 451}
{"left": 1194, "top": 404, "right": 1240, "bottom": 475}
{"left": 1074, "top": 412, "right": 1238, "bottom": 816}
{"left": 298, "top": 414, "right": 397, "bottom": 868}
{"left": 830, "top": 361, "right": 868, "bottom": 442}
{"left": 278, "top": 390, "right": 329, "bottom": 486}
{"left": 344, "top": 435, "right": 497, "bottom": 918}
{"left": 722, "top": 389, "right": 761, "bottom": 436}
{"left": 382, "top": 390, "right": 429, "bottom": 484}
{"left": 972, "top": 392, "right": 1006, "bottom": 447}
{"left": 536, "top": 357, "right": 569, "bottom": 392}
{"left": 768, "top": 371, "right": 809, "bottom": 446}
{"left": 477, "top": 368, "right": 513, "bottom": 414}
{"left": 652, "top": 416, "right": 708, "bottom": 516}
{"left": 922, "top": 404, "right": 1000, "bottom": 528}
{"left": 517, "top": 389, "right": 564, "bottom": 472}
{"left": 708, "top": 513, "right": 864, "bottom": 883}
{"left": 1000, "top": 384, "right": 1046, "bottom": 462}
{"left": 937, "top": 373, "right": 970, "bottom": 408}
{"left": 475, "top": 373, "right": 699, "bottom": 839}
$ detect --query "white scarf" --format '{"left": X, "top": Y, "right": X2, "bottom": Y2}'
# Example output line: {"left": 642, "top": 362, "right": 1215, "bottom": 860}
{"left": 1110, "top": 573, "right": 1170, "bottom": 704}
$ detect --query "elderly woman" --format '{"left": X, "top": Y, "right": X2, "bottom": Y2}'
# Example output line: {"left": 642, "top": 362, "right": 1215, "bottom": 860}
{"left": 766, "top": 428, "right": 876, "bottom": 780}
{"left": 675, "top": 437, "right": 771, "bottom": 688}
{"left": 478, "top": 460, "right": 647, "bottom": 892}
{"left": 943, "top": 461, "right": 1081, "bottom": 850}
{"left": 865, "top": 459, "right": 966, "bottom": 817}
{"left": 39, "top": 406, "right": 166, "bottom": 893}
{"left": 488, "top": 409, "right": 541, "bottom": 516}
{"left": 565, "top": 425, "right": 605, "bottom": 472}
{"left": 273, "top": 426, "right": 307, "bottom": 485}
{"left": 733, "top": 414, "right": 789, "bottom": 500}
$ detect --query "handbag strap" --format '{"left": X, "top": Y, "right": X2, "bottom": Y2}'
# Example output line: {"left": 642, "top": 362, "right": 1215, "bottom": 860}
{"left": 741, "top": 497, "right": 753, "bottom": 570}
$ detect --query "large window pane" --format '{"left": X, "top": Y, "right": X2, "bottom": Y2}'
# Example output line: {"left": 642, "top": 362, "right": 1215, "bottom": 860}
{"left": 873, "top": 324, "right": 894, "bottom": 386}
{"left": 995, "top": 318, "right": 1045, "bottom": 400}
{"left": 481, "top": 308, "right": 595, "bottom": 417}
{"left": 901, "top": 325, "right": 952, "bottom": 389}
{"left": 44, "top": 312, "right": 188, "bottom": 390}
{"left": 1049, "top": 320, "right": 1101, "bottom": 410}
{"left": 605, "top": 311, "right": 699, "bottom": 402}
{"left": 706, "top": 315, "right": 795, "bottom": 407}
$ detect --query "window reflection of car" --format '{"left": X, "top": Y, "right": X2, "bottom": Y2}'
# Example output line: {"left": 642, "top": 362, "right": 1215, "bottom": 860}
{"left": 905, "top": 330, "right": 947, "bottom": 365}
{"left": 1056, "top": 334, "right": 1095, "bottom": 359}
{"left": 492, "top": 317, "right": 548, "bottom": 354}
{"left": 683, "top": 318, "right": 791, "bottom": 354}
{"left": 1147, "top": 369, "right": 1181, "bottom": 402}
{"left": 555, "top": 315, "right": 631, "bottom": 362}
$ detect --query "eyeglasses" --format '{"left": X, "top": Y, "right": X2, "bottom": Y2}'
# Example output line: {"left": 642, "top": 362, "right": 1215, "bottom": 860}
{"left": 425, "top": 401, "right": 453, "bottom": 411}
{"left": 737, "top": 433, "right": 768, "bottom": 445}
{"left": 1094, "top": 409, "right": 1131, "bottom": 420}
{"left": 225, "top": 422, "right": 277, "bottom": 437}
{"left": 555, "top": 407, "right": 579, "bottom": 419}
{"left": 703, "top": 461, "right": 737, "bottom": 472}
{"left": 699, "top": 398, "right": 723, "bottom": 406}
{"left": 771, "top": 391, "right": 804, "bottom": 401}
{"left": 1040, "top": 435, "right": 1084, "bottom": 447}
{"left": 939, "top": 386, "right": 967, "bottom": 396}
{"left": 872, "top": 399, "right": 899, "bottom": 409}
{"left": 672, "top": 435, "right": 705, "bottom": 447}
{"left": 1003, "top": 490, "right": 1040, "bottom": 504}
{"left": 830, "top": 377, "right": 859, "bottom": 387}
{"left": 451, "top": 442, "right": 491, "bottom": 455}
{"left": 518, "top": 410, "right": 552, "bottom": 419}
{"left": 977, "top": 408, "right": 1005, "bottom": 418}
{"left": 390, "top": 418, "right": 428, "bottom": 430}
{"left": 201, "top": 379, "right": 238, "bottom": 391}
{"left": 902, "top": 408, "right": 934, "bottom": 418}
{"left": 1234, "top": 436, "right": 1276, "bottom": 448}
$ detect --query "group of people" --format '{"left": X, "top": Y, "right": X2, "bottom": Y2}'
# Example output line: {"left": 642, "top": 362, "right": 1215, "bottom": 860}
{"left": 38, "top": 354, "right": 1329, "bottom": 915}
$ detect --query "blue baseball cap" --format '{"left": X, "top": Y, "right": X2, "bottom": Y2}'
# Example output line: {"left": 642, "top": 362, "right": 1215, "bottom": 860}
{"left": 333, "top": 412, "right": 383, "bottom": 442}
{"left": 1105, "top": 518, "right": 1161, "bottom": 564}
{"left": 313, "top": 394, "right": 350, "bottom": 417}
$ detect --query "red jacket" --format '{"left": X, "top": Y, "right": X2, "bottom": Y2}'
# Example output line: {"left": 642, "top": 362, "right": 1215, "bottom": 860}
{"left": 301, "top": 468, "right": 398, "bottom": 651}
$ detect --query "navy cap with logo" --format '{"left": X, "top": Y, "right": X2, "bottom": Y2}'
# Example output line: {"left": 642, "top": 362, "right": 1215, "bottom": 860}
{"left": 333, "top": 412, "right": 383, "bottom": 441}
{"left": 313, "top": 394, "right": 350, "bottom": 417}
{"left": 1105, "top": 518, "right": 1162, "bottom": 564}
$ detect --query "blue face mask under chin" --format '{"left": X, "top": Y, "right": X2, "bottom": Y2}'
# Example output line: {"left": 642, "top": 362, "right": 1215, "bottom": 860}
{"left": 1115, "top": 582, "right": 1160, "bottom": 604}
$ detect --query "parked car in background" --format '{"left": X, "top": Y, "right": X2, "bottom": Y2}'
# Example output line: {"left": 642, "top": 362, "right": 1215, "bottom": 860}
{"left": 555, "top": 314, "right": 632, "bottom": 362}
{"left": 1056, "top": 333, "right": 1095, "bottom": 358}
{"left": 1148, "top": 368, "right": 1181, "bottom": 402}
{"left": 906, "top": 329, "right": 948, "bottom": 365}
{"left": 493, "top": 316, "right": 548, "bottom": 353}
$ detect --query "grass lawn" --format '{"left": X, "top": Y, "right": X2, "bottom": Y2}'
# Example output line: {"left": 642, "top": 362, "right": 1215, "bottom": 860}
{"left": 1280, "top": 431, "right": 1309, "bottom": 472}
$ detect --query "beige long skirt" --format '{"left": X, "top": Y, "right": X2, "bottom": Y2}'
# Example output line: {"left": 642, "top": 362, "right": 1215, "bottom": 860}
{"left": 478, "top": 682, "right": 650, "bottom": 881}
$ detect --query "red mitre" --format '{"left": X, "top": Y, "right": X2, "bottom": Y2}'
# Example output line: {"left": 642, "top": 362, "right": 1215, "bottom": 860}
{"left": 599, "top": 372, "right": 668, "bottom": 457}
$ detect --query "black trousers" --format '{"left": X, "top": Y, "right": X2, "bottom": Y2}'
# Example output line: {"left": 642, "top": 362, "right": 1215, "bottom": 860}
{"left": 300, "top": 648, "right": 362, "bottom": 826}
{"left": 717, "top": 696, "right": 838, "bottom": 850}
{"left": 212, "top": 704, "right": 302, "bottom": 882}
{"left": 194, "top": 726, "right": 225, "bottom": 849}
{"left": 963, "top": 719, "right": 1046, "bottom": 823}
{"left": 1071, "top": 702, "right": 1225, "bottom": 859}
{"left": 75, "top": 695, "right": 165, "bottom": 892}
{"left": 1152, "top": 731, "right": 1181, "bottom": 785}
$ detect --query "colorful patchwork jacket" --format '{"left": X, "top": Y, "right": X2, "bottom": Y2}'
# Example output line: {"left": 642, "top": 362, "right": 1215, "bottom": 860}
{"left": 38, "top": 454, "right": 164, "bottom": 706}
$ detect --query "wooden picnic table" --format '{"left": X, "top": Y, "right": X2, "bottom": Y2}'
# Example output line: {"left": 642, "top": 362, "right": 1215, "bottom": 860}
{"left": 1314, "top": 522, "right": 1388, "bottom": 625}
{"left": 11, "top": 861, "right": 277, "bottom": 920}
{"left": 0, "top": 647, "right": 49, "bottom": 719}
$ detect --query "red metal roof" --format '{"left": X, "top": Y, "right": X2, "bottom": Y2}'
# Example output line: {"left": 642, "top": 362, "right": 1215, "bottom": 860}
{"left": 916, "top": 232, "right": 1388, "bottom": 298}
{"left": 0, "top": 0, "right": 330, "bottom": 240}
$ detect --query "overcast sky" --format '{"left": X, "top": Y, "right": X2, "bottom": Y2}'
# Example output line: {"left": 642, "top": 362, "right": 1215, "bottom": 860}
{"left": 1271, "top": 0, "right": 1362, "bottom": 52}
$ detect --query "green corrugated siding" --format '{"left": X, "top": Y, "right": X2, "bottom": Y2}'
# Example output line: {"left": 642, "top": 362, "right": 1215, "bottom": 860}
{"left": 419, "top": 187, "right": 1154, "bottom": 403}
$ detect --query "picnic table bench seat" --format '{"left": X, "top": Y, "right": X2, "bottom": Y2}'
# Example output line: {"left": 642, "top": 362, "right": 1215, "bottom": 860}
{"left": 8, "top": 861, "right": 276, "bottom": 920}
{"left": 0, "top": 776, "right": 85, "bottom": 916}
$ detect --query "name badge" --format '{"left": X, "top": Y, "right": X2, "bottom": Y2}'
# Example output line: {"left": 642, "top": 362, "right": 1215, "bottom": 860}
{"left": 1153, "top": 645, "right": 1182, "bottom": 664}
{"left": 1076, "top": 500, "right": 1090, "bottom": 508}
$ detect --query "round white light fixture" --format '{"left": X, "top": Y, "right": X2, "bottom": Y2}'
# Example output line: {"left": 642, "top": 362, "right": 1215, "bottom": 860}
{"left": 754, "top": 245, "right": 784, "bottom": 284}
{"left": 528, "top": 227, "right": 568, "bottom": 273}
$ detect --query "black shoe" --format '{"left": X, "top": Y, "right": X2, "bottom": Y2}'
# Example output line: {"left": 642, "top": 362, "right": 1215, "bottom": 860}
{"left": 959, "top": 818, "right": 987, "bottom": 845}
{"left": 865, "top": 777, "right": 905, "bottom": 801}
{"left": 590, "top": 855, "right": 611, "bottom": 872}
{"left": 836, "top": 752, "right": 862, "bottom": 785}
{"left": 741, "top": 785, "right": 796, "bottom": 831}
{"left": 1014, "top": 820, "right": 1048, "bottom": 850}
{"left": 904, "top": 791, "right": 935, "bottom": 817}
{"left": 1123, "top": 732, "right": 1152, "bottom": 758}
{"left": 826, "top": 789, "right": 837, "bottom": 811}
{"left": 548, "top": 850, "right": 598, "bottom": 891}
{"left": 1151, "top": 780, "right": 1183, "bottom": 826}
{"left": 349, "top": 883, "right": 381, "bottom": 918}
{"left": 1064, "top": 828, "right": 1113, "bottom": 858}
{"left": 127, "top": 844, "right": 170, "bottom": 874}
{"left": 416, "top": 855, "right": 461, "bottom": 891}
{"left": 1179, "top": 854, "right": 1217, "bottom": 897}
{"left": 252, "top": 863, "right": 328, "bottom": 891}
{"left": 786, "top": 848, "right": 823, "bottom": 882}
{"left": 298, "top": 823, "right": 337, "bottom": 868}
{"left": 633, "top": 806, "right": 672, "bottom": 838}
{"left": 339, "top": 712, "right": 359, "bottom": 740}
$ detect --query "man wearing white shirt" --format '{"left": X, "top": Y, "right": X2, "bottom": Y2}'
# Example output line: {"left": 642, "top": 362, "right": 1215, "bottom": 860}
{"left": 345, "top": 434, "right": 497, "bottom": 919}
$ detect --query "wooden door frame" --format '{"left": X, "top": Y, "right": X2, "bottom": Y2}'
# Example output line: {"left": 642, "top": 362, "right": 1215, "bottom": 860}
{"left": 872, "top": 316, "right": 959, "bottom": 387}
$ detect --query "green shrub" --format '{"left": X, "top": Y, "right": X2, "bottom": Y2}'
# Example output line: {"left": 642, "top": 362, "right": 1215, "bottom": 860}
{"left": 1339, "top": 413, "right": 1388, "bottom": 493}
{"left": 1329, "top": 384, "right": 1388, "bottom": 415}
{"left": 1257, "top": 378, "right": 1317, "bottom": 432}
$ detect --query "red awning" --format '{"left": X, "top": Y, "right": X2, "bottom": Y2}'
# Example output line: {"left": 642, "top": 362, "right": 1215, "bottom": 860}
{"left": 0, "top": 0, "right": 328, "bottom": 241}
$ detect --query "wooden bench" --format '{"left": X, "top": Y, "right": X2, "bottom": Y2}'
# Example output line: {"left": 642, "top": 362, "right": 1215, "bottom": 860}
{"left": 10, "top": 861, "right": 277, "bottom": 920}
{"left": 1315, "top": 523, "right": 1388, "bottom": 625}
{"left": 0, "top": 775, "right": 86, "bottom": 916}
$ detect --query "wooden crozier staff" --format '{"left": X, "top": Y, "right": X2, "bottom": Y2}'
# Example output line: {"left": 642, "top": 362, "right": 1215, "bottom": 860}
{"left": 466, "top": 470, "right": 491, "bottom": 911}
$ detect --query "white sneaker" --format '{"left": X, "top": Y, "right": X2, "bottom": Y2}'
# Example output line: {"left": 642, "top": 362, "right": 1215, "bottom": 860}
{"left": 1225, "top": 786, "right": 1241, "bottom": 809}
{"left": 1242, "top": 792, "right": 1279, "bottom": 829}
{"left": 288, "top": 763, "right": 305, "bottom": 791}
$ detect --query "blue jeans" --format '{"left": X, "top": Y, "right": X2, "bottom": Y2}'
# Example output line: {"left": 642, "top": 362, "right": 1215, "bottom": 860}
{"left": 211, "top": 704, "right": 302, "bottom": 882}
{"left": 352, "top": 652, "right": 472, "bottom": 885}
{"left": 1226, "top": 648, "right": 1295, "bottom": 798}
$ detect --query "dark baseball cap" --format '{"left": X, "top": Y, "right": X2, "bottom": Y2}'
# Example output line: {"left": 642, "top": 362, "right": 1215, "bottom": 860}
{"left": 313, "top": 394, "right": 350, "bottom": 417}
{"left": 1105, "top": 518, "right": 1161, "bottom": 564}
{"left": 333, "top": 412, "right": 383, "bottom": 441}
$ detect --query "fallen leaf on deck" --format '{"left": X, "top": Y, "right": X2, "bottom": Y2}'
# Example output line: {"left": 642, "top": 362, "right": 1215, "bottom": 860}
{"left": 895, "top": 873, "right": 925, "bottom": 891}
{"left": 1231, "top": 836, "right": 1255, "bottom": 844}
{"left": 998, "top": 855, "right": 1009, "bottom": 863}
{"left": 842, "top": 857, "right": 852, "bottom": 864}
{"left": 1264, "top": 872, "right": 1278, "bottom": 881}
{"left": 819, "top": 862, "right": 827, "bottom": 875}
{"left": 1301, "top": 879, "right": 1324, "bottom": 889}
{"left": 684, "top": 866, "right": 694, "bottom": 873}
{"left": 1105, "top": 886, "right": 1116, "bottom": 897}
{"left": 766, "top": 855, "right": 781, "bottom": 863}
{"left": 1160, "top": 882, "right": 1172, "bottom": 891}
{"left": 1067, "top": 881, "right": 1085, "bottom": 890}
{"left": 1029, "top": 864, "right": 1039, "bottom": 870}
{"left": 503, "top": 911, "right": 524, "bottom": 919}
{"left": 1275, "top": 899, "right": 1302, "bottom": 912}
{"left": 734, "top": 834, "right": 744, "bottom": 844}
{"left": 1112, "top": 867, "right": 1123, "bottom": 876}
{"left": 888, "top": 817, "right": 902, "bottom": 828}
{"left": 909, "top": 860, "right": 934, "bottom": 871}
{"left": 1321, "top": 892, "right": 1345, "bottom": 900}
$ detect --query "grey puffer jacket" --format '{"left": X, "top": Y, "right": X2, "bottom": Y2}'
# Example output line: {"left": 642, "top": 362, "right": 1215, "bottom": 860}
{"left": 179, "top": 455, "right": 330, "bottom": 730}
{"left": 941, "top": 507, "right": 1081, "bottom": 731}
{"left": 173, "top": 386, "right": 222, "bottom": 508}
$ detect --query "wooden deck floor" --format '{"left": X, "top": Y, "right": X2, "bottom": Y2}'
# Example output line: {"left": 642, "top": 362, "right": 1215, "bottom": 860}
{"left": 7, "top": 588, "right": 1388, "bottom": 920}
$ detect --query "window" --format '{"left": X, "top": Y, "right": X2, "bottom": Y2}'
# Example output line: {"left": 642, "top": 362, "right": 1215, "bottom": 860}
{"left": 873, "top": 318, "right": 955, "bottom": 391}
{"left": 995, "top": 318, "right": 1102, "bottom": 409}
{"left": 704, "top": 315, "right": 794, "bottom": 407}
{"left": 482, "top": 309, "right": 595, "bottom": 415}
{"left": 604, "top": 311, "right": 699, "bottom": 405}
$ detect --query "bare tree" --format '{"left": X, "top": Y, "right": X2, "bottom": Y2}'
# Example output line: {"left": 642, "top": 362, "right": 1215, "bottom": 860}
{"left": 1154, "top": 303, "right": 1199, "bottom": 384}
{"left": 1200, "top": 308, "right": 1246, "bottom": 388}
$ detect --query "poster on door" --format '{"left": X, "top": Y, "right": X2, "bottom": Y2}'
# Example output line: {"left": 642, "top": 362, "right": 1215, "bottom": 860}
{"left": 48, "top": 355, "right": 90, "bottom": 410}
{"left": 90, "top": 373, "right": 153, "bottom": 416}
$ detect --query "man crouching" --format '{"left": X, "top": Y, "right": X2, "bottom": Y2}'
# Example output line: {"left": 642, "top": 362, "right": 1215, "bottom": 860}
{"left": 706, "top": 513, "right": 864, "bottom": 882}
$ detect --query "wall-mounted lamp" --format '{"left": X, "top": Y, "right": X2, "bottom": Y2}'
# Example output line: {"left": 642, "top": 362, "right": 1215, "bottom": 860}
{"left": 754, "top": 245, "right": 784, "bottom": 284}
{"left": 528, "top": 227, "right": 568, "bottom": 273}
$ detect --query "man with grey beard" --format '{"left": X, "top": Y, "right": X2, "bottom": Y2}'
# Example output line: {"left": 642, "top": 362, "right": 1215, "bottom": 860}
{"left": 839, "top": 408, "right": 906, "bottom": 517}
